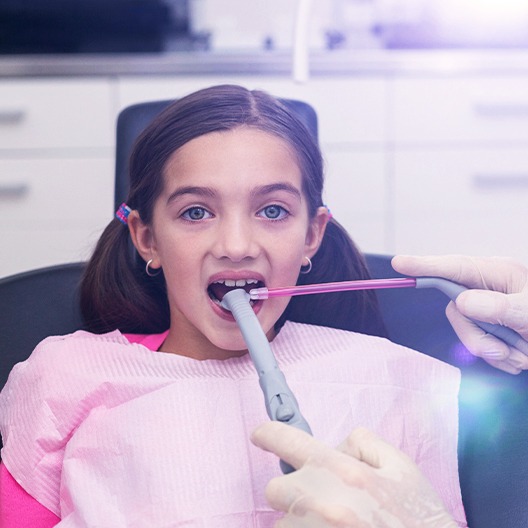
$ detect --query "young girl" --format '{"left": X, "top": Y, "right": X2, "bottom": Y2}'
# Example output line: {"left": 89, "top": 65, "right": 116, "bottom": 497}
{"left": 0, "top": 85, "right": 466, "bottom": 527}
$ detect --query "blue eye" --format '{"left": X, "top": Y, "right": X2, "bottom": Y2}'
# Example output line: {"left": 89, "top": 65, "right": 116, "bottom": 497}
{"left": 181, "top": 207, "right": 212, "bottom": 221}
{"left": 259, "top": 205, "right": 289, "bottom": 220}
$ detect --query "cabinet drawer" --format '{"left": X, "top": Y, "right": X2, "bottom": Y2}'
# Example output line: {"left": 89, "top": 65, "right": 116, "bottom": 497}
{"left": 391, "top": 76, "right": 528, "bottom": 144}
{"left": 0, "top": 79, "right": 115, "bottom": 150}
{"left": 0, "top": 158, "right": 114, "bottom": 227}
{"left": 1, "top": 226, "right": 104, "bottom": 278}
{"left": 117, "top": 76, "right": 388, "bottom": 145}
{"left": 392, "top": 147, "right": 528, "bottom": 263}
{"left": 0, "top": 157, "right": 114, "bottom": 277}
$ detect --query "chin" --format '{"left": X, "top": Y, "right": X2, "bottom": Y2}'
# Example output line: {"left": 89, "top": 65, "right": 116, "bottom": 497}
{"left": 208, "top": 332, "right": 249, "bottom": 355}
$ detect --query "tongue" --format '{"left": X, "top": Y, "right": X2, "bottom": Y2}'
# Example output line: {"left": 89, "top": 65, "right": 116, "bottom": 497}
{"left": 209, "top": 283, "right": 232, "bottom": 301}
{"left": 211, "top": 283, "right": 256, "bottom": 302}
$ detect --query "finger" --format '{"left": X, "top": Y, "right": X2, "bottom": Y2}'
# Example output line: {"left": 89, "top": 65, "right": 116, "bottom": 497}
{"left": 274, "top": 508, "right": 359, "bottom": 528}
{"left": 392, "top": 254, "right": 486, "bottom": 287}
{"left": 480, "top": 355, "right": 522, "bottom": 374}
{"left": 337, "top": 427, "right": 414, "bottom": 473}
{"left": 265, "top": 460, "right": 367, "bottom": 519}
{"left": 263, "top": 472, "right": 303, "bottom": 513}
{"left": 286, "top": 497, "right": 360, "bottom": 527}
{"left": 447, "top": 304, "right": 524, "bottom": 374}
{"left": 274, "top": 516, "right": 298, "bottom": 528}
{"left": 447, "top": 301, "right": 528, "bottom": 372}
{"left": 457, "top": 290, "right": 528, "bottom": 339}
{"left": 484, "top": 352, "right": 525, "bottom": 374}
{"left": 392, "top": 255, "right": 523, "bottom": 291}
{"left": 251, "top": 421, "right": 332, "bottom": 470}
{"left": 446, "top": 302, "right": 511, "bottom": 361}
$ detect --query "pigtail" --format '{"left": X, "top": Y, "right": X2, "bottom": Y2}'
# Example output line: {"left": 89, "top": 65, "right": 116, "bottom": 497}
{"left": 278, "top": 218, "right": 388, "bottom": 338}
{"left": 80, "top": 219, "right": 170, "bottom": 334}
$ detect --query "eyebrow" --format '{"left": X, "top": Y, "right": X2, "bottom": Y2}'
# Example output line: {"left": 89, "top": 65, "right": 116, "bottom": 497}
{"left": 250, "top": 183, "right": 302, "bottom": 200}
{"left": 166, "top": 186, "right": 216, "bottom": 204}
{"left": 167, "top": 182, "right": 302, "bottom": 204}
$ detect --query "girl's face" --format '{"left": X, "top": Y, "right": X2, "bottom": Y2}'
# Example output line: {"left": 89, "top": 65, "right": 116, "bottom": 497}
{"left": 130, "top": 127, "right": 328, "bottom": 360}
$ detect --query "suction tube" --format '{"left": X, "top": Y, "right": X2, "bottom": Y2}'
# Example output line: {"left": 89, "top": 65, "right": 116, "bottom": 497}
{"left": 248, "top": 276, "right": 528, "bottom": 356}
{"left": 221, "top": 288, "right": 312, "bottom": 474}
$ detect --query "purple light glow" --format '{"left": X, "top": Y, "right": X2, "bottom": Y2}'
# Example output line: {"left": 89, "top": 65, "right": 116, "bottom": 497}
{"left": 449, "top": 342, "right": 478, "bottom": 367}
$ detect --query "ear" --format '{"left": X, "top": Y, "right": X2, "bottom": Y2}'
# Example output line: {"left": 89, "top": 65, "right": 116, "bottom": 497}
{"left": 304, "top": 206, "right": 330, "bottom": 259}
{"left": 127, "top": 210, "right": 161, "bottom": 267}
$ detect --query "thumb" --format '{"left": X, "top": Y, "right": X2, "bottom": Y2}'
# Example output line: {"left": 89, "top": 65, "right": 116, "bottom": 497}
{"left": 338, "top": 427, "right": 414, "bottom": 472}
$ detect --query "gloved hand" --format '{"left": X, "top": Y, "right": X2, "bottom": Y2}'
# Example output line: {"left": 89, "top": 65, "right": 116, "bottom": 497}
{"left": 251, "top": 421, "right": 458, "bottom": 528}
{"left": 392, "top": 254, "right": 528, "bottom": 374}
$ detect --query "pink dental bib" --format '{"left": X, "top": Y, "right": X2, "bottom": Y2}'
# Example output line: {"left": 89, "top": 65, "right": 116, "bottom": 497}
{"left": 0, "top": 322, "right": 467, "bottom": 527}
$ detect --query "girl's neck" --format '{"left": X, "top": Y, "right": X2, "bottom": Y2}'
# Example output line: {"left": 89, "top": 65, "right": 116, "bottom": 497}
{"left": 158, "top": 329, "right": 249, "bottom": 361}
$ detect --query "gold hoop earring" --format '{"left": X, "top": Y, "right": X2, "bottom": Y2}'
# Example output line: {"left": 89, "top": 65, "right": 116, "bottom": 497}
{"left": 300, "top": 256, "right": 312, "bottom": 274}
{"left": 145, "top": 258, "right": 161, "bottom": 277}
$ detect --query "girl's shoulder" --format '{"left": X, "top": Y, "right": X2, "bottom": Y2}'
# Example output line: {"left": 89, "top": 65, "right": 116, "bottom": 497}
{"left": 6, "top": 330, "right": 122, "bottom": 384}
{"left": 34, "top": 328, "right": 129, "bottom": 353}
{"left": 29, "top": 329, "right": 168, "bottom": 361}
{"left": 20, "top": 329, "right": 158, "bottom": 369}
{"left": 0, "top": 329, "right": 168, "bottom": 515}
{"left": 0, "top": 330, "right": 160, "bottom": 410}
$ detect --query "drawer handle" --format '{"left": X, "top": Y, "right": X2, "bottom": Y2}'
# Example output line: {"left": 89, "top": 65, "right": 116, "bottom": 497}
{"left": 0, "top": 109, "right": 26, "bottom": 124}
{"left": 473, "top": 103, "right": 528, "bottom": 118}
{"left": 0, "top": 183, "right": 29, "bottom": 197}
{"left": 473, "top": 174, "right": 528, "bottom": 189}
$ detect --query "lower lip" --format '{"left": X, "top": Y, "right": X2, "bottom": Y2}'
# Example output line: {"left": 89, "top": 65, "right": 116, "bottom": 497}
{"left": 209, "top": 295, "right": 262, "bottom": 321}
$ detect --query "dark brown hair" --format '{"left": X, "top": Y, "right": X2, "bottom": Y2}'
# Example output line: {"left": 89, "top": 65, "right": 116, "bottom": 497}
{"left": 81, "top": 84, "right": 387, "bottom": 338}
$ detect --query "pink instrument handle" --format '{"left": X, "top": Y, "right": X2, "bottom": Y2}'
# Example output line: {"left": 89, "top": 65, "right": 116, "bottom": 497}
{"left": 249, "top": 277, "right": 417, "bottom": 300}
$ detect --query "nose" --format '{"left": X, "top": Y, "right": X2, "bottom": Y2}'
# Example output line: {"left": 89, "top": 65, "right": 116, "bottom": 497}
{"left": 212, "top": 214, "right": 260, "bottom": 263}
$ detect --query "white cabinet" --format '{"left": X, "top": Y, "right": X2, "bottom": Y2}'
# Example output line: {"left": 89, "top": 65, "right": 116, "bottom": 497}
{"left": 117, "top": 75, "right": 390, "bottom": 254}
{"left": 390, "top": 75, "right": 528, "bottom": 264}
{"left": 392, "top": 147, "right": 528, "bottom": 261}
{"left": 0, "top": 79, "right": 115, "bottom": 149}
{"left": 0, "top": 158, "right": 114, "bottom": 277}
{"left": 0, "top": 78, "right": 116, "bottom": 277}
{"left": 391, "top": 76, "right": 528, "bottom": 145}
{"left": 3, "top": 66, "right": 528, "bottom": 278}
{"left": 323, "top": 146, "right": 387, "bottom": 253}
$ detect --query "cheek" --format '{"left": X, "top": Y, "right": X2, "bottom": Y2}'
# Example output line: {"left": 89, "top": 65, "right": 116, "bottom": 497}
{"left": 157, "top": 242, "right": 201, "bottom": 293}
{"left": 155, "top": 226, "right": 203, "bottom": 264}
{"left": 271, "top": 235, "right": 306, "bottom": 274}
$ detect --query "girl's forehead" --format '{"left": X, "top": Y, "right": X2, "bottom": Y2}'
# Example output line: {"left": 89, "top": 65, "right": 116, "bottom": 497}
{"left": 170, "top": 127, "right": 295, "bottom": 159}
{"left": 163, "top": 128, "right": 302, "bottom": 187}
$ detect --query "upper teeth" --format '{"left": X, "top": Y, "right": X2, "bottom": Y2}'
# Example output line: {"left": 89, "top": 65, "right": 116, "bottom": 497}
{"left": 213, "top": 278, "right": 259, "bottom": 287}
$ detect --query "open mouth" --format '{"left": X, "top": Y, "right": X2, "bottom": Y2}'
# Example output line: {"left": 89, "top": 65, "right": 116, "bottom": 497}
{"left": 207, "top": 278, "right": 264, "bottom": 307}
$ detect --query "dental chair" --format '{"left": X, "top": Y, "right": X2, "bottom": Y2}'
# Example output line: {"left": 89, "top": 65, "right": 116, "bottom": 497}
{"left": 1, "top": 94, "right": 527, "bottom": 528}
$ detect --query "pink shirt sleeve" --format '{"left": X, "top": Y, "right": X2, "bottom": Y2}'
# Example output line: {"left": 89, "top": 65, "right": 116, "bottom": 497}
{"left": 0, "top": 462, "right": 59, "bottom": 527}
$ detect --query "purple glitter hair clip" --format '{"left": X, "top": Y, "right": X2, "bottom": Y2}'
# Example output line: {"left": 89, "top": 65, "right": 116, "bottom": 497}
{"left": 116, "top": 203, "right": 132, "bottom": 225}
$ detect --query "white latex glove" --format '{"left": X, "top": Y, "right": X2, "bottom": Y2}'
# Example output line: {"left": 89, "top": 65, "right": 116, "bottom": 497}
{"left": 392, "top": 254, "right": 528, "bottom": 374}
{"left": 251, "top": 421, "right": 458, "bottom": 528}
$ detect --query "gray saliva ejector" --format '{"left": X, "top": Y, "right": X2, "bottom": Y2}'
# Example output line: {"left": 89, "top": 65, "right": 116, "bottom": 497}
{"left": 221, "top": 288, "right": 311, "bottom": 474}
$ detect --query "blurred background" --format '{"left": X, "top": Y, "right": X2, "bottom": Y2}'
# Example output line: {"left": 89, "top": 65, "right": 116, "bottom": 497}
{"left": 1, "top": 0, "right": 528, "bottom": 276}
